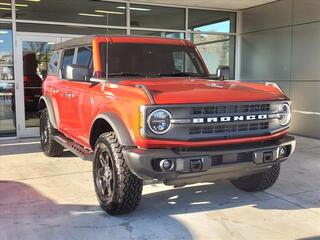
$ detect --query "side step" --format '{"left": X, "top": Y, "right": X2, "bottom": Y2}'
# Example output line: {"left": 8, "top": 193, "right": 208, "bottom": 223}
{"left": 53, "top": 135, "right": 93, "bottom": 161}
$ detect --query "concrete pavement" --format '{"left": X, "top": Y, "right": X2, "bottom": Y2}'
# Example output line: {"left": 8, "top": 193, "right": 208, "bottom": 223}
{"left": 0, "top": 136, "right": 320, "bottom": 240}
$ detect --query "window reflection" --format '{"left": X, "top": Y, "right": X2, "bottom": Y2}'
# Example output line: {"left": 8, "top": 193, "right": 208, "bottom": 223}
{"left": 189, "top": 9, "right": 236, "bottom": 33}
{"left": 191, "top": 34, "right": 235, "bottom": 79}
{"left": 0, "top": 23, "right": 13, "bottom": 81}
{"left": 0, "top": 82, "right": 15, "bottom": 136}
{"left": 16, "top": 0, "right": 126, "bottom": 26}
{"left": 132, "top": 30, "right": 184, "bottom": 39}
{"left": 130, "top": 4, "right": 185, "bottom": 30}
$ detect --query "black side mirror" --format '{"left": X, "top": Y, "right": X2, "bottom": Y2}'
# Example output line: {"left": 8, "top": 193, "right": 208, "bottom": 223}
{"left": 216, "top": 65, "right": 230, "bottom": 80}
{"left": 66, "top": 64, "right": 91, "bottom": 81}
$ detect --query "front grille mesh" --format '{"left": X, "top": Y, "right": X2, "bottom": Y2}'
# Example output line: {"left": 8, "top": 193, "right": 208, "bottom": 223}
{"left": 191, "top": 103, "right": 270, "bottom": 115}
{"left": 189, "top": 122, "right": 269, "bottom": 135}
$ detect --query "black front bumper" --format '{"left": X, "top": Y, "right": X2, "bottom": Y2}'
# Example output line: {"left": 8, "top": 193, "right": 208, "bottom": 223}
{"left": 123, "top": 135, "right": 296, "bottom": 186}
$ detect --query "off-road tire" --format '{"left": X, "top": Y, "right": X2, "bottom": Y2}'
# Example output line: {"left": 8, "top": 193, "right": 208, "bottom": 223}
{"left": 40, "top": 108, "right": 64, "bottom": 157}
{"left": 231, "top": 164, "right": 280, "bottom": 192}
{"left": 93, "top": 132, "right": 143, "bottom": 215}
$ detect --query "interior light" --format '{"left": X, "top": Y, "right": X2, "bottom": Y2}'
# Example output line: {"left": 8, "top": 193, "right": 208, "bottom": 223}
{"left": 0, "top": 40, "right": 4, "bottom": 43}
{"left": 0, "top": 30, "right": 8, "bottom": 34}
{"left": 0, "top": 7, "right": 12, "bottom": 11}
{"left": 117, "top": 6, "right": 151, "bottom": 11}
{"left": 25, "top": 0, "right": 41, "bottom": 2}
{"left": 95, "top": 10, "right": 124, "bottom": 15}
{"left": 47, "top": 42, "right": 55, "bottom": 45}
{"left": 0, "top": 3, "right": 28, "bottom": 7}
{"left": 78, "top": 13, "right": 104, "bottom": 18}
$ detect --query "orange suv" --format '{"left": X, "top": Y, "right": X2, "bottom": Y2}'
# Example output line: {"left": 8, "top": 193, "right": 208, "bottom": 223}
{"left": 39, "top": 35, "right": 296, "bottom": 215}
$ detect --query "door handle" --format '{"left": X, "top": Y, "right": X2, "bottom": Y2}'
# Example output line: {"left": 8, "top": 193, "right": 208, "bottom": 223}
{"left": 64, "top": 92, "right": 75, "bottom": 99}
{"left": 52, "top": 88, "right": 59, "bottom": 94}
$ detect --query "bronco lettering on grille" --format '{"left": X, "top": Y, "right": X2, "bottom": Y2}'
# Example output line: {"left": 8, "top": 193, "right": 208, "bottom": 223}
{"left": 192, "top": 114, "right": 269, "bottom": 124}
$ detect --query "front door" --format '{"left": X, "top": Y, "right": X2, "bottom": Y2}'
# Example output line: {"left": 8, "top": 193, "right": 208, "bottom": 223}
{"left": 15, "top": 34, "right": 61, "bottom": 137}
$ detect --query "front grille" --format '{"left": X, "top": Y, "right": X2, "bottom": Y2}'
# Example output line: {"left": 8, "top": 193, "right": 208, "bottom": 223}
{"left": 192, "top": 103, "right": 270, "bottom": 115}
{"left": 142, "top": 101, "right": 286, "bottom": 141}
{"left": 189, "top": 122, "right": 270, "bottom": 135}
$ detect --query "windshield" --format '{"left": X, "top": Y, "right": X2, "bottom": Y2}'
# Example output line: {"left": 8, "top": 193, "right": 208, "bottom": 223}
{"left": 100, "top": 43, "right": 209, "bottom": 78}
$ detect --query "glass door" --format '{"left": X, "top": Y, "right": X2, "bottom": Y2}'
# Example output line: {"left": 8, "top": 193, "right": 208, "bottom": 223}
{"left": 15, "top": 34, "right": 61, "bottom": 137}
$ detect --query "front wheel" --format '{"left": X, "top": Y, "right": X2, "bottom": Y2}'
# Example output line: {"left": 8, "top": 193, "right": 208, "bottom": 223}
{"left": 93, "top": 132, "right": 143, "bottom": 215}
{"left": 231, "top": 164, "right": 280, "bottom": 192}
{"left": 40, "top": 108, "right": 64, "bottom": 157}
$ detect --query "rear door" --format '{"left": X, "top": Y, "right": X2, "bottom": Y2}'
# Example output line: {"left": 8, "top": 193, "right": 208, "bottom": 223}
{"left": 57, "top": 48, "right": 76, "bottom": 134}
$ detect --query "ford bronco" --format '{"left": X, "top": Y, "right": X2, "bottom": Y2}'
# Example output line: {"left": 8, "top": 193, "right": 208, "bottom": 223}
{"left": 39, "top": 35, "right": 296, "bottom": 215}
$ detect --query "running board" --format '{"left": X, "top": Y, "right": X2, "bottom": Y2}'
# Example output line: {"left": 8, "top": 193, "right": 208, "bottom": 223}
{"left": 53, "top": 135, "right": 93, "bottom": 161}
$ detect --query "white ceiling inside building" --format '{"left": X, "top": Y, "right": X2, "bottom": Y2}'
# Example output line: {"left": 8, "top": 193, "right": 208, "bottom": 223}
{"left": 132, "top": 0, "right": 278, "bottom": 10}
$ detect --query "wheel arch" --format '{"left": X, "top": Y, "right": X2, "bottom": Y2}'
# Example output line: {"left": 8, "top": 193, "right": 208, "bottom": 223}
{"left": 38, "top": 96, "right": 58, "bottom": 129}
{"left": 89, "top": 113, "right": 135, "bottom": 149}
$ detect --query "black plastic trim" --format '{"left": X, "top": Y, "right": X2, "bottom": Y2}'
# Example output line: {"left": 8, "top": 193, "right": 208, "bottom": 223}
{"left": 38, "top": 96, "right": 58, "bottom": 129}
{"left": 91, "top": 112, "right": 135, "bottom": 147}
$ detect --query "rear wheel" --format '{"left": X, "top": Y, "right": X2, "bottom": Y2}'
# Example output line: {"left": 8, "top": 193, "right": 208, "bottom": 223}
{"left": 93, "top": 132, "right": 143, "bottom": 215}
{"left": 231, "top": 164, "right": 280, "bottom": 192}
{"left": 40, "top": 108, "right": 64, "bottom": 157}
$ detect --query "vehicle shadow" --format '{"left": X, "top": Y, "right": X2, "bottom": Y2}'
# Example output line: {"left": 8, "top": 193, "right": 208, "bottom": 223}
{"left": 1, "top": 179, "right": 320, "bottom": 240}
{"left": 0, "top": 181, "right": 193, "bottom": 240}
{"left": 0, "top": 138, "right": 77, "bottom": 158}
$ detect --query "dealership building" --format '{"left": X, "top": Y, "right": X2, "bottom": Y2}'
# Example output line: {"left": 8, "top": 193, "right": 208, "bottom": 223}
{"left": 0, "top": 0, "right": 318, "bottom": 139}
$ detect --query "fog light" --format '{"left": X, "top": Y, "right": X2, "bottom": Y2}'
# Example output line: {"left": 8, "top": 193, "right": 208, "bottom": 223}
{"left": 160, "top": 159, "right": 174, "bottom": 171}
{"left": 279, "top": 147, "right": 287, "bottom": 158}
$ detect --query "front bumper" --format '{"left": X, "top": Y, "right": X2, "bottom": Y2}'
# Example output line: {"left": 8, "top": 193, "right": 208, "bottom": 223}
{"left": 123, "top": 135, "right": 296, "bottom": 186}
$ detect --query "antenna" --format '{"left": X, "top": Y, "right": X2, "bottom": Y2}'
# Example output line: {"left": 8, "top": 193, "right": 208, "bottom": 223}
{"left": 106, "top": 12, "right": 109, "bottom": 80}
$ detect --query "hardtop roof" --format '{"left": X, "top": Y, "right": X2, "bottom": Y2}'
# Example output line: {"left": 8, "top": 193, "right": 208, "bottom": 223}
{"left": 52, "top": 35, "right": 189, "bottom": 51}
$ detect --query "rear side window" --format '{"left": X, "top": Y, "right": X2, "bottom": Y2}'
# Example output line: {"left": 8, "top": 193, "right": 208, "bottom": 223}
{"left": 48, "top": 51, "right": 60, "bottom": 74}
{"left": 61, "top": 48, "right": 75, "bottom": 79}
{"left": 76, "top": 46, "right": 92, "bottom": 68}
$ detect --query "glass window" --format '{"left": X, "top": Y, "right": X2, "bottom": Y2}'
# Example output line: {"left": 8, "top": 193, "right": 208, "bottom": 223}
{"left": 100, "top": 43, "right": 208, "bottom": 77}
{"left": 16, "top": 23, "right": 126, "bottom": 35}
{"left": 130, "top": 4, "right": 185, "bottom": 30}
{"left": 0, "top": 82, "right": 15, "bottom": 136}
{"left": 0, "top": 0, "right": 11, "bottom": 19}
{"left": 61, "top": 49, "right": 75, "bottom": 79}
{"left": 131, "top": 30, "right": 185, "bottom": 39}
{"left": 189, "top": 9, "right": 236, "bottom": 33}
{"left": 0, "top": 22, "right": 13, "bottom": 81}
{"left": 48, "top": 51, "right": 60, "bottom": 74}
{"left": 16, "top": 0, "right": 126, "bottom": 26}
{"left": 76, "top": 47, "right": 92, "bottom": 67}
{"left": 191, "top": 34, "right": 235, "bottom": 79}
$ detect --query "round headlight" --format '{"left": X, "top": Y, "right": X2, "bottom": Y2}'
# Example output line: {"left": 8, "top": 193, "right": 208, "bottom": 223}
{"left": 278, "top": 103, "right": 291, "bottom": 126}
{"left": 147, "top": 109, "right": 172, "bottom": 134}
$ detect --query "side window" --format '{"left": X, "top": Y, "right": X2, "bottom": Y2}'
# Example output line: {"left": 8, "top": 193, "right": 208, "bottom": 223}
{"left": 61, "top": 48, "right": 75, "bottom": 79}
{"left": 76, "top": 46, "right": 92, "bottom": 68}
{"left": 48, "top": 51, "right": 60, "bottom": 74}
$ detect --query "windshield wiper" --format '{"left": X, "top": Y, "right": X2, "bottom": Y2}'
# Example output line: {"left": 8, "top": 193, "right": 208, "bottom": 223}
{"left": 157, "top": 72, "right": 204, "bottom": 77}
{"left": 108, "top": 72, "right": 147, "bottom": 77}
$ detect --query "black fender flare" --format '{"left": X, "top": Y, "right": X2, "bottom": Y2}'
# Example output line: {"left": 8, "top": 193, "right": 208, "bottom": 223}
{"left": 38, "top": 96, "right": 58, "bottom": 129}
{"left": 91, "top": 113, "right": 135, "bottom": 147}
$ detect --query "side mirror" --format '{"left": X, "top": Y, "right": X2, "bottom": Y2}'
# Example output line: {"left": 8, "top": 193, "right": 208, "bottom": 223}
{"left": 216, "top": 65, "right": 230, "bottom": 80}
{"left": 66, "top": 64, "right": 91, "bottom": 81}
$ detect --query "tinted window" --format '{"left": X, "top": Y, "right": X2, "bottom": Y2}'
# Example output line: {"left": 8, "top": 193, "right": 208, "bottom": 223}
{"left": 48, "top": 51, "right": 60, "bottom": 74}
{"left": 76, "top": 47, "right": 92, "bottom": 67}
{"left": 100, "top": 43, "right": 208, "bottom": 77}
{"left": 61, "top": 49, "right": 75, "bottom": 78}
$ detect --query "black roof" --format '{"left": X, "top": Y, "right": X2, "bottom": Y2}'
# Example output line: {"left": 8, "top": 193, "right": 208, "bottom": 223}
{"left": 52, "top": 35, "right": 97, "bottom": 51}
{"left": 52, "top": 34, "right": 187, "bottom": 51}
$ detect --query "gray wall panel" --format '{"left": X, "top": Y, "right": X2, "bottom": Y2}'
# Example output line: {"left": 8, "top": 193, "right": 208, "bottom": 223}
{"left": 290, "top": 82, "right": 320, "bottom": 113}
{"left": 293, "top": 0, "right": 320, "bottom": 25}
{"left": 291, "top": 112, "right": 320, "bottom": 139}
{"left": 240, "top": 27, "right": 291, "bottom": 81}
{"left": 241, "top": 0, "right": 292, "bottom": 34}
{"left": 292, "top": 22, "right": 320, "bottom": 81}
